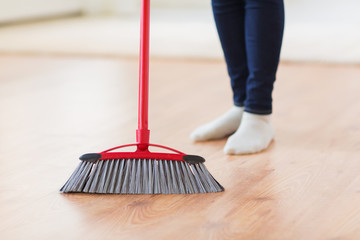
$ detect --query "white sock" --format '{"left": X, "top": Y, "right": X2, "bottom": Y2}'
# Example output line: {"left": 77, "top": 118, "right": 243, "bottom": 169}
{"left": 224, "top": 112, "right": 274, "bottom": 155}
{"left": 190, "top": 106, "right": 244, "bottom": 141}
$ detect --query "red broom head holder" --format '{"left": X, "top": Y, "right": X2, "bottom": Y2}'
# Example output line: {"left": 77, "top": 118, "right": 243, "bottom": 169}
{"left": 136, "top": 129, "right": 150, "bottom": 151}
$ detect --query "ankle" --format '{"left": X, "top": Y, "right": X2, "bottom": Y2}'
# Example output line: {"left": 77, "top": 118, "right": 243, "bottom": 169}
{"left": 242, "top": 112, "right": 271, "bottom": 123}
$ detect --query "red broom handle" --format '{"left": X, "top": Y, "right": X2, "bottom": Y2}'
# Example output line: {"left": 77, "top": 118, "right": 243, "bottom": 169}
{"left": 137, "top": 0, "right": 151, "bottom": 148}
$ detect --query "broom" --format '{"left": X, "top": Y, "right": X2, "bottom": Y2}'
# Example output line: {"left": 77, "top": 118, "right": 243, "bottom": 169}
{"left": 60, "top": 0, "right": 224, "bottom": 194}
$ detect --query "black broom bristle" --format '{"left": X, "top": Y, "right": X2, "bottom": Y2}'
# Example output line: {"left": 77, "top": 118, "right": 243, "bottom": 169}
{"left": 60, "top": 159, "right": 224, "bottom": 194}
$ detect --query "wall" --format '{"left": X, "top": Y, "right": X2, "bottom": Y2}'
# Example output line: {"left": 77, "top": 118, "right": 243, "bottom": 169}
{"left": 0, "top": 0, "right": 82, "bottom": 23}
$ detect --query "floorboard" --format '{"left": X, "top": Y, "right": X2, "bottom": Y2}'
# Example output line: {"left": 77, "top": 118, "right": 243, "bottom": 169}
{"left": 0, "top": 54, "right": 359, "bottom": 240}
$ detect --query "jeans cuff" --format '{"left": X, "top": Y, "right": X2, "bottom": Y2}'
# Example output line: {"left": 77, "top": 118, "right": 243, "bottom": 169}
{"left": 244, "top": 108, "right": 272, "bottom": 115}
{"left": 234, "top": 102, "right": 244, "bottom": 107}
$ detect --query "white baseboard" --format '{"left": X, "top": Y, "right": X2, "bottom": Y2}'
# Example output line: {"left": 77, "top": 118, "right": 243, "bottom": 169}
{"left": 0, "top": 2, "right": 359, "bottom": 64}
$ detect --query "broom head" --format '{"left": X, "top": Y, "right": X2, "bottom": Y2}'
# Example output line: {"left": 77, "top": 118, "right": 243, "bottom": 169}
{"left": 60, "top": 143, "right": 224, "bottom": 194}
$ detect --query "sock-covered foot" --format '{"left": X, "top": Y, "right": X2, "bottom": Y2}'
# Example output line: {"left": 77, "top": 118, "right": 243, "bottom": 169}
{"left": 190, "top": 106, "right": 244, "bottom": 141}
{"left": 224, "top": 112, "right": 274, "bottom": 155}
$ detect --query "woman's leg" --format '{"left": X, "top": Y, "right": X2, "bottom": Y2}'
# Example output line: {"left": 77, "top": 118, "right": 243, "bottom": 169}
{"left": 225, "top": 0, "right": 285, "bottom": 154}
{"left": 212, "top": 0, "right": 248, "bottom": 107}
{"left": 244, "top": 0, "right": 284, "bottom": 114}
{"left": 191, "top": 0, "right": 247, "bottom": 141}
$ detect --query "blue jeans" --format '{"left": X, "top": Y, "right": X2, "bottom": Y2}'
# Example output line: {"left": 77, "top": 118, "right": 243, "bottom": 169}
{"left": 212, "top": 0, "right": 284, "bottom": 114}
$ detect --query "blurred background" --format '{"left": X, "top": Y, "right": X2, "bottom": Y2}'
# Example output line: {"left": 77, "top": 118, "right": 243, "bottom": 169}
{"left": 0, "top": 0, "right": 359, "bottom": 63}
{"left": 1, "top": 2, "right": 360, "bottom": 239}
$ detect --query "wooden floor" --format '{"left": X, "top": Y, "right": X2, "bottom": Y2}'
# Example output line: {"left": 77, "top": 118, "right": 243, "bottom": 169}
{"left": 0, "top": 54, "right": 359, "bottom": 240}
